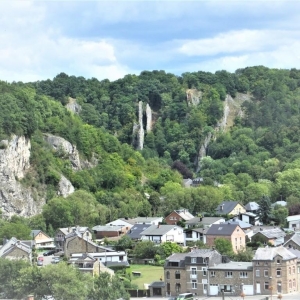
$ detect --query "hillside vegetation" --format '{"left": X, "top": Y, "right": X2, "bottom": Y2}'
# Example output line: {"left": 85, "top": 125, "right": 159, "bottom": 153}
{"left": 1, "top": 66, "right": 300, "bottom": 234}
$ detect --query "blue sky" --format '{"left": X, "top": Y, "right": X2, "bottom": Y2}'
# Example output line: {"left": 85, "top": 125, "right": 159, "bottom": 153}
{"left": 1, "top": 0, "right": 300, "bottom": 82}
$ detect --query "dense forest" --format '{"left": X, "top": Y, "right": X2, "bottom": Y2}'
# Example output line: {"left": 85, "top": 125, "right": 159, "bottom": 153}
{"left": 1, "top": 66, "right": 300, "bottom": 236}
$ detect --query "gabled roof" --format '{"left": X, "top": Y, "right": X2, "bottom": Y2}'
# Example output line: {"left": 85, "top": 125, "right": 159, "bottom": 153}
{"left": 245, "top": 202, "right": 260, "bottom": 211}
{"left": 175, "top": 209, "right": 194, "bottom": 221}
{"left": 31, "top": 230, "right": 51, "bottom": 239}
{"left": 0, "top": 237, "right": 31, "bottom": 257}
{"left": 126, "top": 224, "right": 151, "bottom": 239}
{"left": 186, "top": 216, "right": 224, "bottom": 225}
{"left": 287, "top": 214, "right": 300, "bottom": 222}
{"left": 253, "top": 246, "right": 296, "bottom": 261}
{"left": 205, "top": 223, "right": 241, "bottom": 236}
{"left": 58, "top": 226, "right": 90, "bottom": 236}
{"left": 284, "top": 233, "right": 300, "bottom": 247}
{"left": 225, "top": 218, "right": 252, "bottom": 229}
{"left": 92, "top": 225, "right": 124, "bottom": 232}
{"left": 167, "top": 249, "right": 220, "bottom": 261}
{"left": 253, "top": 227, "right": 285, "bottom": 239}
{"left": 215, "top": 201, "right": 242, "bottom": 215}
{"left": 140, "top": 225, "right": 181, "bottom": 236}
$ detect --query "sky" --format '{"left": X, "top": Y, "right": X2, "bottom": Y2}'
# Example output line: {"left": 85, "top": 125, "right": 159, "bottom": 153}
{"left": 1, "top": 0, "right": 300, "bottom": 82}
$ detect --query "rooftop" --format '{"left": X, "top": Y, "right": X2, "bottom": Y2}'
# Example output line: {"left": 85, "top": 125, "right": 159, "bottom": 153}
{"left": 140, "top": 225, "right": 182, "bottom": 236}
{"left": 209, "top": 261, "right": 253, "bottom": 270}
{"left": 206, "top": 223, "right": 242, "bottom": 236}
{"left": 253, "top": 246, "right": 296, "bottom": 261}
{"left": 215, "top": 201, "right": 242, "bottom": 215}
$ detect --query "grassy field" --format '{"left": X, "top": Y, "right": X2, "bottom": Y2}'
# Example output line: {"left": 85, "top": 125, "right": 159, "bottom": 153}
{"left": 127, "top": 264, "right": 164, "bottom": 289}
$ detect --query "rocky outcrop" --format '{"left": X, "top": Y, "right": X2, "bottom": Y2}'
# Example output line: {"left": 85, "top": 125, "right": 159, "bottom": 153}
{"left": 186, "top": 89, "right": 202, "bottom": 106}
{"left": 137, "top": 101, "right": 145, "bottom": 150}
{"left": 146, "top": 103, "right": 152, "bottom": 132}
{"left": 0, "top": 135, "right": 44, "bottom": 218}
{"left": 66, "top": 97, "right": 82, "bottom": 114}
{"left": 44, "top": 134, "right": 82, "bottom": 170}
{"left": 196, "top": 132, "right": 213, "bottom": 172}
{"left": 58, "top": 175, "right": 75, "bottom": 198}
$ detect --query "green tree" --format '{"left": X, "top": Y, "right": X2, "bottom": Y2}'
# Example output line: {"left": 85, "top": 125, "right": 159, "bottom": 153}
{"left": 115, "top": 235, "right": 133, "bottom": 251}
{"left": 214, "top": 237, "right": 234, "bottom": 256}
{"left": 157, "top": 242, "right": 183, "bottom": 258}
{"left": 258, "top": 195, "right": 272, "bottom": 225}
{"left": 133, "top": 240, "right": 157, "bottom": 259}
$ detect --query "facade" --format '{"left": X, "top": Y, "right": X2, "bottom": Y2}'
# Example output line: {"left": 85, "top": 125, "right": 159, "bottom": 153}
{"left": 215, "top": 201, "right": 246, "bottom": 216}
{"left": 209, "top": 261, "right": 253, "bottom": 296}
{"left": 140, "top": 225, "right": 184, "bottom": 244}
{"left": 165, "top": 209, "right": 194, "bottom": 226}
{"left": 284, "top": 233, "right": 300, "bottom": 251}
{"left": 184, "top": 228, "right": 206, "bottom": 246}
{"left": 205, "top": 224, "right": 246, "bottom": 253}
{"left": 92, "top": 225, "right": 127, "bottom": 239}
{"left": 253, "top": 246, "right": 298, "bottom": 295}
{"left": 164, "top": 249, "right": 222, "bottom": 297}
{"left": 31, "top": 230, "right": 55, "bottom": 250}
{"left": 55, "top": 226, "right": 92, "bottom": 251}
{"left": 287, "top": 215, "right": 300, "bottom": 230}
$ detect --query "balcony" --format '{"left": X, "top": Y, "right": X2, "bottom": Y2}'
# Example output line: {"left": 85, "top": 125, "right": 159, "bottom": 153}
{"left": 190, "top": 274, "right": 197, "bottom": 279}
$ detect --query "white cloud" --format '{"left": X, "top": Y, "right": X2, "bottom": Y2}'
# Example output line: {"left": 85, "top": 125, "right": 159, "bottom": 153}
{"left": 178, "top": 29, "right": 300, "bottom": 56}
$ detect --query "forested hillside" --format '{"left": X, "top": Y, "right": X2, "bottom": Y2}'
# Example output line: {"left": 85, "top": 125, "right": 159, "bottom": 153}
{"left": 1, "top": 66, "right": 300, "bottom": 235}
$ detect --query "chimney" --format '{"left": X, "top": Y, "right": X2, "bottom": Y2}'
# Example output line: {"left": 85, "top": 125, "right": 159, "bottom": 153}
{"left": 221, "top": 204, "right": 224, "bottom": 211}
{"left": 157, "top": 224, "right": 160, "bottom": 228}
{"left": 260, "top": 227, "right": 263, "bottom": 231}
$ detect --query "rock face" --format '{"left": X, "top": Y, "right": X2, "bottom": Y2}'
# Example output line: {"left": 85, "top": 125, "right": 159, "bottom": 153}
{"left": 58, "top": 175, "right": 75, "bottom": 198}
{"left": 66, "top": 97, "right": 82, "bottom": 114}
{"left": 146, "top": 103, "right": 152, "bottom": 132}
{"left": 44, "top": 134, "right": 82, "bottom": 170}
{"left": 186, "top": 89, "right": 202, "bottom": 106}
{"left": 0, "top": 135, "right": 44, "bottom": 218}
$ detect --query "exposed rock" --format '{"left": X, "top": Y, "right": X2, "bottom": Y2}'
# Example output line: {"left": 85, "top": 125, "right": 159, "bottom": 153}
{"left": 186, "top": 89, "right": 202, "bottom": 106}
{"left": 146, "top": 103, "right": 152, "bottom": 132}
{"left": 58, "top": 175, "right": 75, "bottom": 198}
{"left": 195, "top": 132, "right": 213, "bottom": 172}
{"left": 137, "top": 101, "right": 144, "bottom": 150}
{"left": 44, "top": 134, "right": 82, "bottom": 170}
{"left": 0, "top": 135, "right": 44, "bottom": 218}
{"left": 66, "top": 97, "right": 82, "bottom": 114}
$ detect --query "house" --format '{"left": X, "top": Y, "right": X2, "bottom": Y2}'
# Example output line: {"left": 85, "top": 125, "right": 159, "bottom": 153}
{"left": 284, "top": 233, "right": 300, "bottom": 251}
{"left": 140, "top": 225, "right": 184, "bottom": 244}
{"left": 106, "top": 218, "right": 135, "bottom": 228}
{"left": 239, "top": 211, "right": 261, "bottom": 226}
{"left": 253, "top": 246, "right": 298, "bottom": 295}
{"left": 209, "top": 261, "right": 254, "bottom": 296}
{"left": 245, "top": 202, "right": 260, "bottom": 214}
{"left": 106, "top": 217, "right": 163, "bottom": 227}
{"left": 185, "top": 216, "right": 225, "bottom": 229}
{"left": 251, "top": 227, "right": 286, "bottom": 246}
{"left": 205, "top": 223, "right": 246, "bottom": 253}
{"left": 68, "top": 253, "right": 114, "bottom": 276}
{"left": 287, "top": 214, "right": 300, "bottom": 231}
{"left": 126, "top": 224, "right": 151, "bottom": 240}
{"left": 215, "top": 201, "right": 246, "bottom": 216}
{"left": 30, "top": 230, "right": 55, "bottom": 250}
{"left": 271, "top": 201, "right": 287, "bottom": 208}
{"left": 182, "top": 178, "right": 193, "bottom": 188}
{"left": 55, "top": 226, "right": 92, "bottom": 251}
{"left": 184, "top": 227, "right": 206, "bottom": 246}
{"left": 92, "top": 225, "right": 127, "bottom": 239}
{"left": 0, "top": 237, "right": 32, "bottom": 261}
{"left": 165, "top": 209, "right": 194, "bottom": 225}
{"left": 70, "top": 250, "right": 129, "bottom": 269}
{"left": 225, "top": 217, "right": 252, "bottom": 230}
{"left": 63, "top": 228, "right": 111, "bottom": 258}
{"left": 191, "top": 177, "right": 203, "bottom": 187}
{"left": 164, "top": 248, "right": 222, "bottom": 297}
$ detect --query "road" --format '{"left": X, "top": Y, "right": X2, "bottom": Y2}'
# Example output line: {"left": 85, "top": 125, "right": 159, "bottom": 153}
{"left": 133, "top": 292, "right": 300, "bottom": 300}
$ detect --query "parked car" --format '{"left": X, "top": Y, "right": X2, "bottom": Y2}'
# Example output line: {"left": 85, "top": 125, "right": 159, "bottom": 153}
{"left": 51, "top": 257, "right": 60, "bottom": 264}
{"left": 38, "top": 256, "right": 44, "bottom": 261}
{"left": 37, "top": 260, "right": 43, "bottom": 266}
{"left": 43, "top": 250, "right": 56, "bottom": 256}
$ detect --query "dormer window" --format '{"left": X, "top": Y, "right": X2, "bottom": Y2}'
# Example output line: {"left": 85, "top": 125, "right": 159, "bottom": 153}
{"left": 277, "top": 259, "right": 281, "bottom": 264}
{"left": 191, "top": 258, "right": 197, "bottom": 263}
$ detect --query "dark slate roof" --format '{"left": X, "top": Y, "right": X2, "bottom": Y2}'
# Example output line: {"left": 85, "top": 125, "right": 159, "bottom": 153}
{"left": 287, "top": 247, "right": 300, "bottom": 259}
{"left": 205, "top": 223, "right": 240, "bottom": 236}
{"left": 149, "top": 281, "right": 165, "bottom": 287}
{"left": 215, "top": 201, "right": 240, "bottom": 215}
{"left": 245, "top": 202, "right": 260, "bottom": 211}
{"left": 225, "top": 218, "right": 252, "bottom": 229}
{"left": 126, "top": 224, "right": 151, "bottom": 239}
{"left": 31, "top": 230, "right": 41, "bottom": 238}
{"left": 167, "top": 249, "right": 219, "bottom": 261}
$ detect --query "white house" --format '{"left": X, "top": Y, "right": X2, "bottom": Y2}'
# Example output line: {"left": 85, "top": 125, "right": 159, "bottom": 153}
{"left": 287, "top": 214, "right": 300, "bottom": 230}
{"left": 106, "top": 218, "right": 135, "bottom": 228}
{"left": 140, "top": 225, "right": 184, "bottom": 244}
{"left": 106, "top": 217, "right": 163, "bottom": 227}
{"left": 184, "top": 227, "right": 206, "bottom": 246}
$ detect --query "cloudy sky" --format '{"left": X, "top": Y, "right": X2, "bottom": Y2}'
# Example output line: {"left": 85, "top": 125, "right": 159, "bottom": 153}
{"left": 1, "top": 0, "right": 300, "bottom": 82}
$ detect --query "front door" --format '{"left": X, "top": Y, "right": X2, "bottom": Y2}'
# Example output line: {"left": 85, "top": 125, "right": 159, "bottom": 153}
{"left": 277, "top": 282, "right": 282, "bottom": 293}
{"left": 256, "top": 282, "right": 261, "bottom": 294}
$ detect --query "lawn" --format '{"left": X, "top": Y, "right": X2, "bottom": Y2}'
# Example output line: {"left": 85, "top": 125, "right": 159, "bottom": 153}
{"left": 127, "top": 264, "right": 164, "bottom": 289}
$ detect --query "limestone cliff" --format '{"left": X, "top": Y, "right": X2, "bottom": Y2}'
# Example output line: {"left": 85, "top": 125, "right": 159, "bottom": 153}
{"left": 58, "top": 175, "right": 75, "bottom": 198}
{"left": 0, "top": 136, "right": 44, "bottom": 218}
{"left": 186, "top": 89, "right": 202, "bottom": 106}
{"left": 44, "top": 134, "right": 82, "bottom": 170}
{"left": 66, "top": 97, "right": 82, "bottom": 114}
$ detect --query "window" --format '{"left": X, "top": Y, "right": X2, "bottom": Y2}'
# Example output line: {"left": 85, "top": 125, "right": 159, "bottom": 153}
{"left": 289, "top": 267, "right": 291, "bottom": 275}
{"left": 276, "top": 268, "right": 281, "bottom": 277}
{"left": 289, "top": 280, "right": 292, "bottom": 289}
{"left": 175, "top": 271, "right": 180, "bottom": 279}
{"left": 166, "top": 271, "right": 170, "bottom": 279}
{"left": 191, "top": 258, "right": 197, "bottom": 263}
{"left": 203, "top": 267, "right": 207, "bottom": 276}
{"left": 210, "top": 271, "right": 215, "bottom": 277}
{"left": 298, "top": 266, "right": 300, "bottom": 274}
{"left": 293, "top": 266, "right": 296, "bottom": 274}
{"left": 225, "top": 271, "right": 233, "bottom": 278}
{"left": 191, "top": 268, "right": 197, "bottom": 275}
{"left": 277, "top": 259, "right": 281, "bottom": 264}
{"left": 240, "top": 272, "right": 248, "bottom": 278}
{"left": 175, "top": 283, "right": 181, "bottom": 293}
{"left": 293, "top": 279, "right": 296, "bottom": 288}
{"left": 192, "top": 280, "right": 197, "bottom": 289}
{"left": 186, "top": 232, "right": 193, "bottom": 238}
{"left": 264, "top": 270, "right": 269, "bottom": 277}
{"left": 256, "top": 262, "right": 260, "bottom": 266}
{"left": 264, "top": 282, "right": 269, "bottom": 290}
{"left": 119, "top": 256, "right": 124, "bottom": 261}
{"left": 170, "top": 216, "right": 174, "bottom": 220}
{"left": 256, "top": 270, "right": 260, "bottom": 277}
{"left": 264, "top": 262, "right": 268, "bottom": 266}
